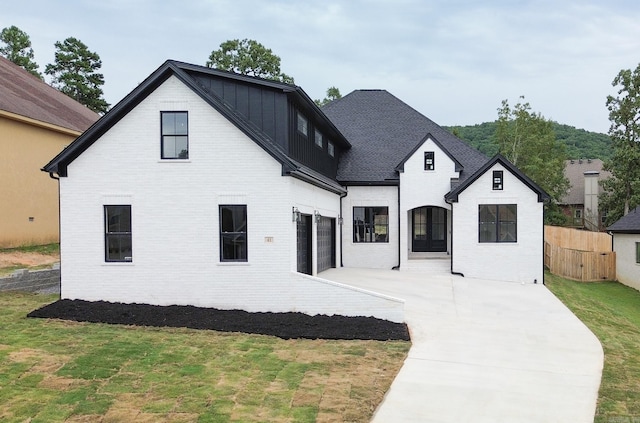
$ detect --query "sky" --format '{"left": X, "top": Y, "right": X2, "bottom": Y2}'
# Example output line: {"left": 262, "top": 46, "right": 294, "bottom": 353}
{"left": 4, "top": 0, "right": 640, "bottom": 134}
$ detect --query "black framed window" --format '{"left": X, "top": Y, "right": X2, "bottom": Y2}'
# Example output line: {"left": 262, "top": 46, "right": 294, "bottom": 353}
{"left": 636, "top": 242, "right": 640, "bottom": 264}
{"left": 424, "top": 151, "right": 435, "bottom": 170}
{"left": 493, "top": 170, "right": 503, "bottom": 190}
{"left": 297, "top": 112, "right": 308, "bottom": 136}
{"left": 105, "top": 205, "right": 132, "bottom": 262}
{"left": 314, "top": 129, "right": 323, "bottom": 148}
{"left": 328, "top": 141, "right": 335, "bottom": 157}
{"left": 161, "top": 111, "right": 188, "bottom": 159}
{"left": 353, "top": 207, "right": 389, "bottom": 243}
{"left": 479, "top": 204, "right": 517, "bottom": 243}
{"left": 220, "top": 205, "right": 247, "bottom": 262}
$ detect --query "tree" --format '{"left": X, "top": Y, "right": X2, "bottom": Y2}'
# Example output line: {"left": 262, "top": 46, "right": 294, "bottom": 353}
{"left": 0, "top": 25, "right": 41, "bottom": 79}
{"left": 315, "top": 86, "right": 342, "bottom": 107}
{"left": 206, "top": 39, "right": 294, "bottom": 84}
{"left": 45, "top": 37, "right": 109, "bottom": 114}
{"left": 601, "top": 64, "right": 640, "bottom": 225}
{"left": 495, "top": 97, "right": 569, "bottom": 224}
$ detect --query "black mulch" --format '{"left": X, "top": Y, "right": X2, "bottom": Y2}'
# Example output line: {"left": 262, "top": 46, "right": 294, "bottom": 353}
{"left": 27, "top": 299, "right": 410, "bottom": 341}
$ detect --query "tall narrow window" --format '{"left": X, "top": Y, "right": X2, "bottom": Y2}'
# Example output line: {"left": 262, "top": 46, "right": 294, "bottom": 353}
{"left": 424, "top": 151, "right": 435, "bottom": 170}
{"left": 220, "top": 205, "right": 247, "bottom": 262}
{"left": 105, "top": 205, "right": 132, "bottom": 262}
{"left": 314, "top": 129, "right": 323, "bottom": 148}
{"left": 161, "top": 111, "right": 188, "bottom": 159}
{"left": 353, "top": 207, "right": 389, "bottom": 243}
{"left": 297, "top": 112, "right": 308, "bottom": 136}
{"left": 636, "top": 242, "right": 640, "bottom": 264}
{"left": 479, "top": 204, "right": 517, "bottom": 243}
{"left": 493, "top": 170, "right": 503, "bottom": 190}
{"left": 328, "top": 141, "right": 335, "bottom": 157}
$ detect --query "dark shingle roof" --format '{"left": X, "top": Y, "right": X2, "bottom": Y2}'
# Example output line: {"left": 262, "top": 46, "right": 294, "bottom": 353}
{"left": 608, "top": 206, "right": 640, "bottom": 233}
{"left": 322, "top": 90, "right": 488, "bottom": 183}
{"left": 0, "top": 56, "right": 98, "bottom": 132}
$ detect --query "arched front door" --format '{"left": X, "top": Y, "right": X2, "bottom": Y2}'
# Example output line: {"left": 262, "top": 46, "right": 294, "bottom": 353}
{"left": 412, "top": 207, "right": 447, "bottom": 252}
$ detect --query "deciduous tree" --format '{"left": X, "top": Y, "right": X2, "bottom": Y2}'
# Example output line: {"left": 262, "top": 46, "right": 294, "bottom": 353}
{"left": 601, "top": 63, "right": 640, "bottom": 225}
{"left": 495, "top": 97, "right": 569, "bottom": 224}
{"left": 206, "top": 39, "right": 294, "bottom": 84}
{"left": 0, "top": 25, "right": 41, "bottom": 78}
{"left": 45, "top": 37, "right": 109, "bottom": 114}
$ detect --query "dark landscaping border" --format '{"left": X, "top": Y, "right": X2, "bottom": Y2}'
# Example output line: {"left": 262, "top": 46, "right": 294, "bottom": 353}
{"left": 28, "top": 299, "right": 411, "bottom": 341}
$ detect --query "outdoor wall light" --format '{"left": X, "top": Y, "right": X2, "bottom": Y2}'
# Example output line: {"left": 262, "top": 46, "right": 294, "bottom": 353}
{"left": 338, "top": 215, "right": 343, "bottom": 225}
{"left": 292, "top": 207, "right": 301, "bottom": 222}
{"left": 314, "top": 210, "right": 322, "bottom": 223}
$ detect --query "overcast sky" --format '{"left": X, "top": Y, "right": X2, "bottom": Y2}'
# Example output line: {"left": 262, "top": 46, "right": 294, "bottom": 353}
{"left": 5, "top": 0, "right": 640, "bottom": 133}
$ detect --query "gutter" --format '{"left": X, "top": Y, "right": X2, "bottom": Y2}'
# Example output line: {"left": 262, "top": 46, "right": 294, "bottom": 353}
{"left": 392, "top": 183, "right": 401, "bottom": 270}
{"left": 445, "top": 197, "right": 464, "bottom": 277}
{"left": 339, "top": 188, "right": 348, "bottom": 267}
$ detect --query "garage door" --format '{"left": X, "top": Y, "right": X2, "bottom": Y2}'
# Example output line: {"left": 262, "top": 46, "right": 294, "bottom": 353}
{"left": 317, "top": 217, "right": 336, "bottom": 273}
{"left": 297, "top": 214, "right": 312, "bottom": 275}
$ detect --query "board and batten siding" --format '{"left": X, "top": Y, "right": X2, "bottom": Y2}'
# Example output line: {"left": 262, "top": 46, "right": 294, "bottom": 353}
{"left": 58, "top": 75, "right": 403, "bottom": 321}
{"left": 451, "top": 163, "right": 545, "bottom": 283}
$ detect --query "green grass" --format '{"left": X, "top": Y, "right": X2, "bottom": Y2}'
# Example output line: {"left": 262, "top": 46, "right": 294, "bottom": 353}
{"left": 0, "top": 243, "right": 60, "bottom": 255}
{"left": 0, "top": 292, "right": 409, "bottom": 423}
{"left": 546, "top": 272, "right": 640, "bottom": 422}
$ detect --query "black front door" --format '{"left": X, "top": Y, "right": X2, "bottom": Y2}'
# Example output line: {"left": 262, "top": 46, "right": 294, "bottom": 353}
{"left": 412, "top": 207, "right": 447, "bottom": 252}
{"left": 297, "top": 215, "right": 312, "bottom": 274}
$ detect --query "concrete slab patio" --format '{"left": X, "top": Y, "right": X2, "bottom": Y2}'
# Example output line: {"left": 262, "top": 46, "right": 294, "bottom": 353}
{"left": 321, "top": 267, "right": 604, "bottom": 423}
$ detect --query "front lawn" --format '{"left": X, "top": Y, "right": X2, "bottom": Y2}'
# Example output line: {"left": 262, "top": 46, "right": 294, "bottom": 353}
{"left": 0, "top": 293, "right": 409, "bottom": 423}
{"left": 546, "top": 272, "right": 640, "bottom": 422}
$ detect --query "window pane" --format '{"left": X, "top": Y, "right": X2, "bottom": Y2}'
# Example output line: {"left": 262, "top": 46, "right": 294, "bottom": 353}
{"left": 479, "top": 205, "right": 497, "bottom": 242}
{"left": 162, "top": 113, "right": 175, "bottom": 135}
{"left": 315, "top": 129, "right": 323, "bottom": 147}
{"left": 161, "top": 112, "right": 188, "bottom": 159}
{"left": 220, "top": 205, "right": 247, "bottom": 261}
{"left": 174, "top": 112, "right": 188, "bottom": 135}
{"left": 353, "top": 206, "right": 388, "bottom": 243}
{"left": 106, "top": 205, "right": 131, "bottom": 233}
{"left": 636, "top": 243, "right": 640, "bottom": 264}
{"left": 106, "top": 234, "right": 133, "bottom": 261}
{"left": 297, "top": 113, "right": 308, "bottom": 136}
{"left": 105, "top": 205, "right": 132, "bottom": 262}
{"left": 221, "top": 233, "right": 247, "bottom": 261}
{"left": 499, "top": 205, "right": 517, "bottom": 242}
{"left": 328, "top": 142, "right": 335, "bottom": 157}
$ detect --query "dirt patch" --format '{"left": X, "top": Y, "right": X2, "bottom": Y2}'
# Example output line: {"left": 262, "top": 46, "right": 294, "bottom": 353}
{"left": 0, "top": 251, "right": 59, "bottom": 269}
{"left": 28, "top": 299, "right": 410, "bottom": 341}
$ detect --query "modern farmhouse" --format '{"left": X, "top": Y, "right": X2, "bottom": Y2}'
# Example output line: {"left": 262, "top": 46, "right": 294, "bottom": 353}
{"left": 43, "top": 60, "right": 548, "bottom": 321}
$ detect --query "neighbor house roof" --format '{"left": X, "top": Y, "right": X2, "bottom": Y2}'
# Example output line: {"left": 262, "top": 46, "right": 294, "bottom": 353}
{"left": 607, "top": 206, "right": 640, "bottom": 233}
{"left": 42, "top": 60, "right": 349, "bottom": 194}
{"left": 0, "top": 56, "right": 98, "bottom": 133}
{"left": 560, "top": 159, "right": 610, "bottom": 205}
{"left": 445, "top": 154, "right": 549, "bottom": 203}
{"left": 321, "top": 89, "right": 488, "bottom": 184}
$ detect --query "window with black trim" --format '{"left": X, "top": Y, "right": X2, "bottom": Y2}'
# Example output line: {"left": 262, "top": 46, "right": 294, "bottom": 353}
{"left": 105, "top": 205, "right": 132, "bottom": 262}
{"left": 314, "top": 129, "right": 323, "bottom": 148}
{"left": 328, "top": 141, "right": 335, "bottom": 157}
{"left": 636, "top": 242, "right": 640, "bottom": 264}
{"left": 220, "top": 205, "right": 247, "bottom": 262}
{"left": 161, "top": 111, "right": 188, "bottom": 159}
{"left": 353, "top": 207, "right": 389, "bottom": 243}
{"left": 424, "top": 151, "right": 435, "bottom": 170}
{"left": 479, "top": 204, "right": 517, "bottom": 243}
{"left": 297, "top": 112, "right": 308, "bottom": 136}
{"left": 493, "top": 170, "right": 503, "bottom": 190}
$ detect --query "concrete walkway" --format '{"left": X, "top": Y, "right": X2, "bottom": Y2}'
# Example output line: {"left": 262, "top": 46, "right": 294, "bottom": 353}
{"left": 322, "top": 268, "right": 604, "bottom": 423}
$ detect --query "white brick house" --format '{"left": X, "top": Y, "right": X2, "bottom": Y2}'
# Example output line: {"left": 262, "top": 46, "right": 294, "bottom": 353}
{"left": 44, "top": 61, "right": 548, "bottom": 322}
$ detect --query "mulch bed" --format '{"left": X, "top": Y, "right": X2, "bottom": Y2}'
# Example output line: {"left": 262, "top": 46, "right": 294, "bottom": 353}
{"left": 28, "top": 299, "right": 410, "bottom": 341}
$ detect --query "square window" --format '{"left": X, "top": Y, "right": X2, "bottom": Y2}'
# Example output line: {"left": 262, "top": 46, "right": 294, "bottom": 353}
{"left": 424, "top": 152, "right": 435, "bottom": 171}
{"left": 297, "top": 112, "right": 308, "bottom": 136}
{"left": 575, "top": 209, "right": 583, "bottom": 219}
{"left": 353, "top": 207, "right": 389, "bottom": 243}
{"left": 314, "top": 129, "right": 323, "bottom": 148}
{"left": 105, "top": 205, "right": 132, "bottom": 262}
{"left": 479, "top": 204, "right": 517, "bottom": 243}
{"left": 161, "top": 111, "right": 188, "bottom": 159}
{"left": 328, "top": 141, "right": 335, "bottom": 157}
{"left": 493, "top": 170, "right": 503, "bottom": 190}
{"left": 220, "top": 205, "right": 247, "bottom": 262}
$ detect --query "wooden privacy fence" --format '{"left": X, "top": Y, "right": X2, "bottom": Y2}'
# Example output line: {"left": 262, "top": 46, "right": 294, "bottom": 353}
{"left": 544, "top": 225, "right": 612, "bottom": 252}
{"left": 544, "top": 242, "right": 615, "bottom": 282}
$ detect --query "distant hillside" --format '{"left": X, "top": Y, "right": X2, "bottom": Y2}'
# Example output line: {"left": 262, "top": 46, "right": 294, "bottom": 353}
{"left": 446, "top": 122, "right": 612, "bottom": 160}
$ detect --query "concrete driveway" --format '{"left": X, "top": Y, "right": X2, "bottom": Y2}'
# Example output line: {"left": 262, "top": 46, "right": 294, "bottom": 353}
{"left": 321, "top": 268, "right": 604, "bottom": 423}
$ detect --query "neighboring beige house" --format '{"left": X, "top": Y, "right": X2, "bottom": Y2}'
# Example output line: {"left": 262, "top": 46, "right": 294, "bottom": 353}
{"left": 0, "top": 56, "right": 98, "bottom": 248}
{"left": 559, "top": 159, "right": 610, "bottom": 231}
{"left": 608, "top": 206, "right": 640, "bottom": 291}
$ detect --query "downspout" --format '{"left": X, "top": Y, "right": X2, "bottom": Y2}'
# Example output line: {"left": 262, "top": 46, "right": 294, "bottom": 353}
{"left": 446, "top": 198, "right": 464, "bottom": 277}
{"left": 392, "top": 183, "right": 401, "bottom": 270}
{"left": 48, "top": 172, "right": 62, "bottom": 299}
{"left": 339, "top": 188, "right": 348, "bottom": 267}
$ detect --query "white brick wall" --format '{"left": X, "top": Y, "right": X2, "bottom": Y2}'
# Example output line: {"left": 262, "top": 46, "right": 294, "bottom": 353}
{"left": 58, "top": 75, "right": 404, "bottom": 321}
{"left": 613, "top": 233, "right": 640, "bottom": 291}
{"left": 341, "top": 186, "right": 399, "bottom": 269}
{"left": 451, "top": 163, "right": 545, "bottom": 283}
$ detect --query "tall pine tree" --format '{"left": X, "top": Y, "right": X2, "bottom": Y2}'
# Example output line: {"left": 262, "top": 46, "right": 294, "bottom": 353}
{"left": 0, "top": 25, "right": 41, "bottom": 79}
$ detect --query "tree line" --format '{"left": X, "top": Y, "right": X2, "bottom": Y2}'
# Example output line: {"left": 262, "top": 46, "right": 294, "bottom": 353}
{"left": 3, "top": 28, "right": 637, "bottom": 227}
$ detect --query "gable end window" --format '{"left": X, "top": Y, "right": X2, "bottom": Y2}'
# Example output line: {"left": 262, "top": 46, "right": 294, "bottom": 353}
{"left": 424, "top": 152, "right": 435, "bottom": 171}
{"left": 314, "top": 129, "right": 323, "bottom": 148}
{"left": 105, "top": 205, "right": 132, "bottom": 262}
{"left": 297, "top": 112, "right": 308, "bottom": 137}
{"left": 493, "top": 170, "right": 503, "bottom": 190}
{"left": 479, "top": 204, "right": 517, "bottom": 243}
{"left": 220, "top": 205, "right": 247, "bottom": 262}
{"left": 353, "top": 207, "right": 389, "bottom": 243}
{"left": 161, "top": 111, "right": 188, "bottom": 159}
{"left": 328, "top": 141, "right": 335, "bottom": 157}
